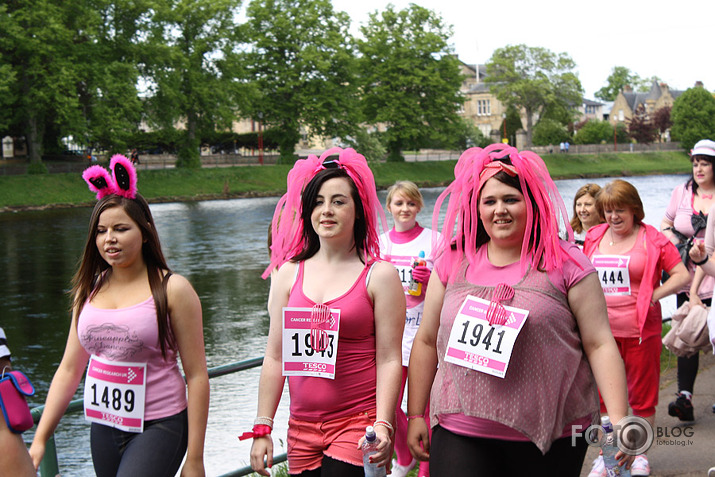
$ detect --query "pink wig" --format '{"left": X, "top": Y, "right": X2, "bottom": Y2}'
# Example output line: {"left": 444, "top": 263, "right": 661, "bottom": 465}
{"left": 263, "top": 147, "right": 388, "bottom": 278}
{"left": 433, "top": 143, "right": 573, "bottom": 273}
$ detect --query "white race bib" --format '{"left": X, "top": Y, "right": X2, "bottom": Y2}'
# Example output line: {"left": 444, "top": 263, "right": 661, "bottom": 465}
{"left": 592, "top": 255, "right": 632, "bottom": 295}
{"left": 444, "top": 295, "right": 528, "bottom": 379}
{"left": 84, "top": 355, "right": 147, "bottom": 432}
{"left": 282, "top": 307, "right": 340, "bottom": 379}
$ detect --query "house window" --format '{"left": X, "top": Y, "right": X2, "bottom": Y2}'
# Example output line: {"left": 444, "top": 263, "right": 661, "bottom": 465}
{"left": 618, "top": 110, "right": 624, "bottom": 121}
{"left": 477, "top": 99, "right": 491, "bottom": 116}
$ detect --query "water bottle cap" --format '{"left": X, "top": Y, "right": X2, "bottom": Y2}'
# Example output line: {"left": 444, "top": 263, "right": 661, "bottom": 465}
{"left": 419, "top": 250, "right": 425, "bottom": 258}
{"left": 365, "top": 426, "right": 376, "bottom": 441}
{"left": 600, "top": 416, "right": 613, "bottom": 432}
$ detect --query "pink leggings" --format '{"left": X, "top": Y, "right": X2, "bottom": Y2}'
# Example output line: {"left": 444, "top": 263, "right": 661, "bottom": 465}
{"left": 394, "top": 366, "right": 430, "bottom": 476}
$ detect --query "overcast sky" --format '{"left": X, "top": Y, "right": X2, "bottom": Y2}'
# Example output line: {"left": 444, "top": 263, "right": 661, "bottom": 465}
{"left": 331, "top": 0, "right": 714, "bottom": 100}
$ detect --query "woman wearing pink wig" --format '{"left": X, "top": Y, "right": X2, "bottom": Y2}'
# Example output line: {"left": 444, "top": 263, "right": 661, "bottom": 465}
{"left": 248, "top": 148, "right": 405, "bottom": 476}
{"left": 406, "top": 144, "right": 632, "bottom": 476}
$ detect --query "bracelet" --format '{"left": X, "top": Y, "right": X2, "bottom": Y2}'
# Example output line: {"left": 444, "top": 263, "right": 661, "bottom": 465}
{"left": 254, "top": 416, "right": 274, "bottom": 428}
{"left": 238, "top": 424, "right": 272, "bottom": 441}
{"left": 407, "top": 415, "right": 425, "bottom": 420}
{"left": 693, "top": 255, "right": 709, "bottom": 266}
{"left": 373, "top": 419, "right": 395, "bottom": 437}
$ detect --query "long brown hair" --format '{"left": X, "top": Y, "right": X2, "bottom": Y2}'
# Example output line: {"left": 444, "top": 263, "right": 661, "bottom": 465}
{"left": 70, "top": 193, "right": 176, "bottom": 358}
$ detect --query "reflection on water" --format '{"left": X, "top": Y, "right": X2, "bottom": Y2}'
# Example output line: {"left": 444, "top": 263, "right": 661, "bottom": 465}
{"left": 0, "top": 174, "right": 687, "bottom": 475}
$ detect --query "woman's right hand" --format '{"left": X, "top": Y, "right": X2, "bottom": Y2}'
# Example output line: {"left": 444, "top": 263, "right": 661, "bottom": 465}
{"left": 250, "top": 435, "right": 274, "bottom": 476}
{"left": 406, "top": 416, "right": 430, "bottom": 462}
{"left": 28, "top": 440, "right": 45, "bottom": 471}
{"left": 689, "top": 240, "right": 707, "bottom": 263}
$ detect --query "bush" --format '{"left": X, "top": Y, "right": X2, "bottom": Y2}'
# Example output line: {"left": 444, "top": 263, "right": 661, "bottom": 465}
{"left": 573, "top": 120, "right": 613, "bottom": 145}
{"left": 532, "top": 119, "right": 570, "bottom": 146}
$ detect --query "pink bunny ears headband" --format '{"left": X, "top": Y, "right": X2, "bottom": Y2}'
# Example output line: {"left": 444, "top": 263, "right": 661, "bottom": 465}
{"left": 82, "top": 154, "right": 138, "bottom": 200}
{"left": 263, "top": 147, "right": 387, "bottom": 279}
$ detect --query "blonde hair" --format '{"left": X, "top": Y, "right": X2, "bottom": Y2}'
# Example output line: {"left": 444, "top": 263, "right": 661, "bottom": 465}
{"left": 385, "top": 181, "right": 424, "bottom": 210}
{"left": 570, "top": 183, "right": 604, "bottom": 233}
{"left": 596, "top": 179, "right": 645, "bottom": 223}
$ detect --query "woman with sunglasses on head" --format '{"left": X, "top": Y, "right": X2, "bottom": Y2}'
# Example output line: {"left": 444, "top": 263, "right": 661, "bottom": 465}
{"left": 584, "top": 179, "right": 689, "bottom": 476}
{"left": 406, "top": 144, "right": 631, "bottom": 477}
{"left": 248, "top": 148, "right": 405, "bottom": 476}
{"left": 29, "top": 156, "right": 209, "bottom": 477}
{"left": 660, "top": 139, "right": 715, "bottom": 422}
{"left": 379, "top": 181, "right": 436, "bottom": 477}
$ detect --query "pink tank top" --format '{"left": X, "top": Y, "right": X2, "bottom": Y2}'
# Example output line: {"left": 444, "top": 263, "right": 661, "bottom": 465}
{"left": 287, "top": 261, "right": 377, "bottom": 421}
{"left": 78, "top": 297, "right": 187, "bottom": 420}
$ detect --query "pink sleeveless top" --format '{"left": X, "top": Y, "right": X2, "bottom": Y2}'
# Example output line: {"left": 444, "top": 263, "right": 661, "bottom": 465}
{"left": 78, "top": 297, "right": 187, "bottom": 420}
{"left": 430, "top": 255, "right": 599, "bottom": 453}
{"left": 287, "top": 261, "right": 377, "bottom": 421}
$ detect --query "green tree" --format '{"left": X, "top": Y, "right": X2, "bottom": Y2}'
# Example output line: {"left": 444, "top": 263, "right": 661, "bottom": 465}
{"left": 241, "top": 0, "right": 359, "bottom": 163}
{"left": 147, "top": 0, "right": 244, "bottom": 167}
{"left": 532, "top": 118, "right": 570, "bottom": 146}
{"left": 485, "top": 44, "right": 582, "bottom": 147}
{"left": 573, "top": 120, "right": 613, "bottom": 145}
{"left": 357, "top": 4, "right": 464, "bottom": 161}
{"left": 595, "top": 66, "right": 648, "bottom": 101}
{"left": 671, "top": 86, "right": 715, "bottom": 151}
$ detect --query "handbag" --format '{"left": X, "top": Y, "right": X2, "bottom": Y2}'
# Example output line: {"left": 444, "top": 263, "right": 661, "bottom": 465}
{"left": 0, "top": 369, "right": 35, "bottom": 433}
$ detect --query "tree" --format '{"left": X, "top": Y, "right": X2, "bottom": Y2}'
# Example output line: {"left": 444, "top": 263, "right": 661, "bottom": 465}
{"left": 147, "top": 0, "right": 244, "bottom": 167}
{"left": 595, "top": 66, "right": 649, "bottom": 101}
{"left": 532, "top": 119, "right": 570, "bottom": 147}
{"left": 573, "top": 120, "right": 613, "bottom": 145}
{"left": 652, "top": 106, "right": 672, "bottom": 142}
{"left": 627, "top": 104, "right": 658, "bottom": 144}
{"left": 485, "top": 44, "right": 582, "bottom": 147}
{"left": 240, "top": 0, "right": 359, "bottom": 163}
{"left": 671, "top": 85, "right": 715, "bottom": 151}
{"left": 357, "top": 4, "right": 465, "bottom": 161}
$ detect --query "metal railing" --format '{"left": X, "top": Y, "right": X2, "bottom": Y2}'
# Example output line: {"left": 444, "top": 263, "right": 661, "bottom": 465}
{"left": 30, "top": 357, "right": 287, "bottom": 477}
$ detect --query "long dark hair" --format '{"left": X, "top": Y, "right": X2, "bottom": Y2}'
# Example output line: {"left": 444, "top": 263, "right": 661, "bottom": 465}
{"left": 292, "top": 167, "right": 367, "bottom": 263}
{"left": 70, "top": 193, "right": 176, "bottom": 358}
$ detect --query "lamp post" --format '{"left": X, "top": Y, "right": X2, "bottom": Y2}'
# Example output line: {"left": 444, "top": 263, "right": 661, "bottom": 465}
{"left": 502, "top": 113, "right": 508, "bottom": 144}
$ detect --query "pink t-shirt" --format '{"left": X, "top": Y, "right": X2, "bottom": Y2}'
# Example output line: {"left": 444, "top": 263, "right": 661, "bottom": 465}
{"left": 287, "top": 261, "right": 378, "bottom": 422}
{"left": 78, "top": 297, "right": 187, "bottom": 421}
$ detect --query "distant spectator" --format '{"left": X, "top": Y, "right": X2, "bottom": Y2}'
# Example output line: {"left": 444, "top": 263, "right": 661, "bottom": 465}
{"left": 130, "top": 149, "right": 141, "bottom": 165}
{"left": 559, "top": 142, "right": 565, "bottom": 153}
{"left": 565, "top": 141, "right": 570, "bottom": 153}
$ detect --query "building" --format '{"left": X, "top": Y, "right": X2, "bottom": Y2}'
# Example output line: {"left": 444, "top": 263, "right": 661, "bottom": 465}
{"left": 610, "top": 80, "right": 684, "bottom": 126}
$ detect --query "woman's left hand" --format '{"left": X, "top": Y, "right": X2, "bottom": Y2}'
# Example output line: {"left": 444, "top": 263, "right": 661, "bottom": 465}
{"left": 180, "top": 456, "right": 205, "bottom": 477}
{"left": 357, "top": 425, "right": 392, "bottom": 468}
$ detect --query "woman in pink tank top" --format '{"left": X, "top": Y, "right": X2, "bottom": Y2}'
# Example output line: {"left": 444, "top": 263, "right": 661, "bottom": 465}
{"left": 249, "top": 148, "right": 404, "bottom": 476}
{"left": 30, "top": 156, "right": 209, "bottom": 477}
{"left": 406, "top": 144, "right": 633, "bottom": 476}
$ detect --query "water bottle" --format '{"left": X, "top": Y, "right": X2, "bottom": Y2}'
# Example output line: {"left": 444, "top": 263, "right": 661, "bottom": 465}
{"left": 361, "top": 426, "right": 386, "bottom": 477}
{"left": 407, "top": 251, "right": 426, "bottom": 296}
{"left": 601, "top": 416, "right": 631, "bottom": 477}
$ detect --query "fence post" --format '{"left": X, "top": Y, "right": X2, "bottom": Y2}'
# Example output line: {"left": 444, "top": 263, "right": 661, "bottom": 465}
{"left": 39, "top": 434, "right": 60, "bottom": 477}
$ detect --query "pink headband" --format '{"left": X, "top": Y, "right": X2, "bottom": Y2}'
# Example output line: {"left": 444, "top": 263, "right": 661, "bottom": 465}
{"left": 433, "top": 143, "right": 573, "bottom": 273}
{"left": 478, "top": 161, "right": 517, "bottom": 191}
{"left": 263, "top": 147, "right": 387, "bottom": 278}
{"left": 82, "top": 154, "right": 138, "bottom": 200}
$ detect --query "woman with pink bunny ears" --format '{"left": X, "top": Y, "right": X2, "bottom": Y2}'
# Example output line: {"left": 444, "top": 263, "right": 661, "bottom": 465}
{"left": 249, "top": 148, "right": 404, "bottom": 476}
{"left": 406, "top": 144, "right": 631, "bottom": 476}
{"left": 30, "top": 155, "right": 209, "bottom": 477}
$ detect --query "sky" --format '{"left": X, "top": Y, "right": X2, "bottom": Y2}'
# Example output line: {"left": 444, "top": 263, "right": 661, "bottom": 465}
{"left": 330, "top": 0, "right": 714, "bottom": 100}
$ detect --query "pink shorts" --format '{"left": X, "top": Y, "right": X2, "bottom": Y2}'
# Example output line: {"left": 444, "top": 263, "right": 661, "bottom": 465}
{"left": 599, "top": 335, "right": 661, "bottom": 417}
{"left": 287, "top": 409, "right": 376, "bottom": 474}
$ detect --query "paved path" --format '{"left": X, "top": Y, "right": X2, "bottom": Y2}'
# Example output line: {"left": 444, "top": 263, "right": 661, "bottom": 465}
{"left": 580, "top": 351, "right": 715, "bottom": 476}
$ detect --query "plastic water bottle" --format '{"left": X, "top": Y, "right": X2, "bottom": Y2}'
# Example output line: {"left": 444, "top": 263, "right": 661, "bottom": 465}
{"left": 407, "top": 251, "right": 426, "bottom": 296}
{"left": 601, "top": 416, "right": 631, "bottom": 477}
{"left": 361, "top": 426, "right": 386, "bottom": 477}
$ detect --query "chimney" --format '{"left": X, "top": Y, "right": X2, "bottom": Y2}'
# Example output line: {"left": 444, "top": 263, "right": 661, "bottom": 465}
{"left": 623, "top": 85, "right": 633, "bottom": 93}
{"left": 695, "top": 81, "right": 704, "bottom": 88}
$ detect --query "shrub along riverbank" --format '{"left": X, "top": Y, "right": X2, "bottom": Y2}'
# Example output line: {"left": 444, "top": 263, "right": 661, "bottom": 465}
{"left": 0, "top": 151, "right": 691, "bottom": 212}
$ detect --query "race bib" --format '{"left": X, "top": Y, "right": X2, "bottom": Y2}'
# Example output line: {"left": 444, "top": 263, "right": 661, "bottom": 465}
{"left": 282, "top": 307, "right": 340, "bottom": 379}
{"left": 444, "top": 295, "right": 528, "bottom": 379}
{"left": 592, "top": 255, "right": 631, "bottom": 295}
{"left": 84, "top": 355, "right": 146, "bottom": 432}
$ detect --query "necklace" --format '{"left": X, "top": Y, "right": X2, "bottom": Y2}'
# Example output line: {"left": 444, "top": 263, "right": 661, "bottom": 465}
{"left": 609, "top": 226, "right": 635, "bottom": 247}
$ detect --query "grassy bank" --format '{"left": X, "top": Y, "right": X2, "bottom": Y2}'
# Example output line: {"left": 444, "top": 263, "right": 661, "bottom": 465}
{"left": 0, "top": 151, "right": 691, "bottom": 211}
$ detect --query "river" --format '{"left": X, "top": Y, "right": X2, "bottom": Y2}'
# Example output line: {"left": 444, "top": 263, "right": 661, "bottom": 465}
{"left": 0, "top": 173, "right": 688, "bottom": 476}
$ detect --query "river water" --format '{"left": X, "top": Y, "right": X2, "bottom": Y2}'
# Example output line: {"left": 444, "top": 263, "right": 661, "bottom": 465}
{"left": 0, "top": 173, "right": 687, "bottom": 476}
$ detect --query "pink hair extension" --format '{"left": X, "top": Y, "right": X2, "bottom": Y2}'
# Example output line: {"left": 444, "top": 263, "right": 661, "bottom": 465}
{"left": 82, "top": 165, "right": 117, "bottom": 200}
{"left": 433, "top": 143, "right": 573, "bottom": 274}
{"left": 109, "top": 154, "right": 138, "bottom": 199}
{"left": 263, "top": 147, "right": 387, "bottom": 278}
